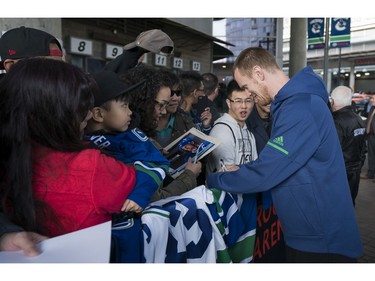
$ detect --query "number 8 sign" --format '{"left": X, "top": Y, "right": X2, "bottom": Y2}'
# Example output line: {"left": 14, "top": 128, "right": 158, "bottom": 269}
{"left": 70, "top": 37, "right": 93, "bottom": 56}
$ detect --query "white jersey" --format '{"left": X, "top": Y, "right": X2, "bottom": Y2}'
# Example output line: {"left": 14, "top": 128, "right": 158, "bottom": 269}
{"left": 143, "top": 185, "right": 255, "bottom": 263}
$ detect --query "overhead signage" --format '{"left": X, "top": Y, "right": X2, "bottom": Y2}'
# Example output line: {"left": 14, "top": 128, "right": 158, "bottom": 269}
{"left": 330, "top": 18, "right": 351, "bottom": 48}
{"left": 307, "top": 18, "right": 325, "bottom": 50}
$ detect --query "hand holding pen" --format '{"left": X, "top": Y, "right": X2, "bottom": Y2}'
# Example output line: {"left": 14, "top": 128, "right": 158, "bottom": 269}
{"left": 219, "top": 159, "right": 228, "bottom": 172}
{"left": 219, "top": 159, "right": 240, "bottom": 172}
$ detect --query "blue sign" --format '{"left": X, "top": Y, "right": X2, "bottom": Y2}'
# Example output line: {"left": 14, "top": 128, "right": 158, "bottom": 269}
{"left": 330, "top": 18, "right": 351, "bottom": 48}
{"left": 307, "top": 18, "right": 325, "bottom": 50}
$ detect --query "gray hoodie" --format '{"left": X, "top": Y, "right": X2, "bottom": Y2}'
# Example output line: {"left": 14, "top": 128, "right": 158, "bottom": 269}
{"left": 208, "top": 113, "right": 258, "bottom": 172}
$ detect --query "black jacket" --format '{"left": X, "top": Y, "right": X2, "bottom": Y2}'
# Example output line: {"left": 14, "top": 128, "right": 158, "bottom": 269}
{"left": 246, "top": 106, "right": 271, "bottom": 154}
{"left": 332, "top": 106, "right": 367, "bottom": 170}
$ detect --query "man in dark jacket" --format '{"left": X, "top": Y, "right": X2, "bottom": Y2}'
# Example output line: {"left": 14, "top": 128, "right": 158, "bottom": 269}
{"left": 330, "top": 86, "right": 367, "bottom": 206}
{"left": 246, "top": 101, "right": 286, "bottom": 262}
{"left": 207, "top": 47, "right": 362, "bottom": 262}
{"left": 246, "top": 102, "right": 272, "bottom": 153}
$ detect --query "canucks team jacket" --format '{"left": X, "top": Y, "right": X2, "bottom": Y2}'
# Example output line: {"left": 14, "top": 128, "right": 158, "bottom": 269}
{"left": 85, "top": 128, "right": 170, "bottom": 209}
{"left": 207, "top": 67, "right": 363, "bottom": 258}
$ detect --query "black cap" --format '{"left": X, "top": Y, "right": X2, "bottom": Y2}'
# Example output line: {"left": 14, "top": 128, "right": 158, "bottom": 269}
{"left": 92, "top": 70, "right": 144, "bottom": 107}
{"left": 0, "top": 26, "right": 63, "bottom": 70}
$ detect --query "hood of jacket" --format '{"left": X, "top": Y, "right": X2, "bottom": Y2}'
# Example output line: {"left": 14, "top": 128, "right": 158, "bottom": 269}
{"left": 272, "top": 66, "right": 329, "bottom": 112}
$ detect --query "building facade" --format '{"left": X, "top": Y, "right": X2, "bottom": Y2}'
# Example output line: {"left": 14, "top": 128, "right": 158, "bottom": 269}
{"left": 213, "top": 18, "right": 375, "bottom": 93}
{"left": 1, "top": 18, "right": 233, "bottom": 75}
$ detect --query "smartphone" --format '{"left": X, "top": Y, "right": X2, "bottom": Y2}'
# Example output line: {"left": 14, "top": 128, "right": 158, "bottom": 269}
{"left": 196, "top": 95, "right": 209, "bottom": 116}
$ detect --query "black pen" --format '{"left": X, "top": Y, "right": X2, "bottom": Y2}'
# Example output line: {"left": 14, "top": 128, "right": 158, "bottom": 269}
{"left": 219, "top": 159, "right": 227, "bottom": 171}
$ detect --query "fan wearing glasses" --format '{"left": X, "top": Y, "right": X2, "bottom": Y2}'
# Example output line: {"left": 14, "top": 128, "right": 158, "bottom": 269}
{"left": 120, "top": 65, "right": 202, "bottom": 202}
{"left": 156, "top": 69, "right": 195, "bottom": 148}
{"left": 207, "top": 79, "right": 260, "bottom": 259}
{"left": 155, "top": 69, "right": 203, "bottom": 193}
{"left": 208, "top": 79, "right": 258, "bottom": 173}
{"left": 179, "top": 71, "right": 213, "bottom": 135}
{"left": 119, "top": 64, "right": 171, "bottom": 139}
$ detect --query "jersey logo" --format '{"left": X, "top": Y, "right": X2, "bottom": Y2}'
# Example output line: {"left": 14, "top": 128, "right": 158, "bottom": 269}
{"left": 272, "top": 136, "right": 284, "bottom": 146}
{"left": 132, "top": 128, "right": 149, "bottom": 142}
{"left": 267, "top": 135, "right": 289, "bottom": 155}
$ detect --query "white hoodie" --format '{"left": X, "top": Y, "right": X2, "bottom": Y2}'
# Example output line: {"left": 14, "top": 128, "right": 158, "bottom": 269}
{"left": 208, "top": 113, "right": 258, "bottom": 172}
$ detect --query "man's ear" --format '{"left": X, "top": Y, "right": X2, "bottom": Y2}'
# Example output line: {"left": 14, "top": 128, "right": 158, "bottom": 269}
{"left": 253, "top": 66, "right": 265, "bottom": 81}
{"left": 91, "top": 107, "right": 105, "bottom": 122}
{"left": 225, "top": 98, "right": 232, "bottom": 110}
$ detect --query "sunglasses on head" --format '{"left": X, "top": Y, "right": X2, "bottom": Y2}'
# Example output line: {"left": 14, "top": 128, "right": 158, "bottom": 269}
{"left": 171, "top": 90, "right": 182, "bottom": 97}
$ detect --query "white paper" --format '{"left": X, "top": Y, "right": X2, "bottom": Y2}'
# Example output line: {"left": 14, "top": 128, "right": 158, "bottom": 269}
{"left": 0, "top": 221, "right": 111, "bottom": 263}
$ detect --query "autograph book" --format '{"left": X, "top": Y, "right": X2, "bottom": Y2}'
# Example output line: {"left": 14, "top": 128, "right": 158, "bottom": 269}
{"left": 164, "top": 127, "right": 220, "bottom": 178}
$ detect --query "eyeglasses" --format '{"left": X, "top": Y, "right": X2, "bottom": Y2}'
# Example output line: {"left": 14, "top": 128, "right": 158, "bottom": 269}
{"left": 228, "top": 97, "right": 254, "bottom": 105}
{"left": 154, "top": 99, "right": 169, "bottom": 111}
{"left": 171, "top": 90, "right": 182, "bottom": 97}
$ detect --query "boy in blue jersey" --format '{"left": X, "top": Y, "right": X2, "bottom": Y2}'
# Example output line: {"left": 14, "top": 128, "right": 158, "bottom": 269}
{"left": 85, "top": 70, "right": 170, "bottom": 213}
{"left": 207, "top": 47, "right": 362, "bottom": 262}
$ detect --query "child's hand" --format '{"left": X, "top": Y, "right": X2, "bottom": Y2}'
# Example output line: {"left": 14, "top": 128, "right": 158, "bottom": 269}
{"left": 121, "top": 199, "right": 143, "bottom": 213}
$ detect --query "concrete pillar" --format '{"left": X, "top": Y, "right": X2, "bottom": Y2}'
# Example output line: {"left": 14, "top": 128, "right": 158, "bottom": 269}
{"left": 0, "top": 18, "right": 62, "bottom": 39}
{"left": 349, "top": 62, "right": 356, "bottom": 90}
{"left": 289, "top": 18, "right": 307, "bottom": 78}
{"left": 327, "top": 70, "right": 332, "bottom": 93}
{"left": 275, "top": 18, "right": 284, "bottom": 68}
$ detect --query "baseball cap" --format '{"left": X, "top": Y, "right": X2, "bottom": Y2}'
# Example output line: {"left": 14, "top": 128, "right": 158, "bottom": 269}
{"left": 123, "top": 29, "right": 174, "bottom": 55}
{"left": 0, "top": 26, "right": 63, "bottom": 70}
{"left": 92, "top": 70, "right": 145, "bottom": 107}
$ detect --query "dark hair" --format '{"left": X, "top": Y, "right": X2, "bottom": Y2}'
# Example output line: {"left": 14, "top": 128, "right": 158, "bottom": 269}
{"left": 202, "top": 72, "right": 218, "bottom": 96}
{"left": 226, "top": 79, "right": 243, "bottom": 99}
{"left": 120, "top": 64, "right": 170, "bottom": 137}
{"left": 159, "top": 68, "right": 182, "bottom": 91}
{"left": 178, "top": 70, "right": 203, "bottom": 98}
{"left": 0, "top": 58, "right": 95, "bottom": 233}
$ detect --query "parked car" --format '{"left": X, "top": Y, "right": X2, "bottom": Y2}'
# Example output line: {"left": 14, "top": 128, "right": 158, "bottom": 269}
{"left": 352, "top": 93, "right": 369, "bottom": 115}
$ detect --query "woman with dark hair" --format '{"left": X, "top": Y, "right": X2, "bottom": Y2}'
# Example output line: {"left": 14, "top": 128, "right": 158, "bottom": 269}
{"left": 120, "top": 65, "right": 202, "bottom": 201}
{"left": 120, "top": 64, "right": 171, "bottom": 139}
{"left": 0, "top": 58, "right": 136, "bottom": 237}
{"left": 156, "top": 69, "right": 195, "bottom": 148}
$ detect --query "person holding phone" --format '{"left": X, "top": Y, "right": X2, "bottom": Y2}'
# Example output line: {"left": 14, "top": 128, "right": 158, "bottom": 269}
{"left": 179, "top": 70, "right": 212, "bottom": 135}
{"left": 199, "top": 72, "right": 222, "bottom": 124}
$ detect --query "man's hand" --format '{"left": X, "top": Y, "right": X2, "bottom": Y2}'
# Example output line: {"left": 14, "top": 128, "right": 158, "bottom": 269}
{"left": 0, "top": 231, "right": 47, "bottom": 256}
{"left": 224, "top": 165, "right": 240, "bottom": 172}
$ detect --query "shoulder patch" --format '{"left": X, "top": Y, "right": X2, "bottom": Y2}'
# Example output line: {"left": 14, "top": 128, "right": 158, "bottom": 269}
{"left": 272, "top": 136, "right": 284, "bottom": 146}
{"left": 267, "top": 135, "right": 289, "bottom": 155}
{"left": 132, "top": 128, "right": 149, "bottom": 142}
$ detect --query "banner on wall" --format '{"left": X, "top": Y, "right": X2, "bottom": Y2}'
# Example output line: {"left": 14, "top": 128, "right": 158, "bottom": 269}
{"left": 307, "top": 18, "right": 325, "bottom": 50}
{"left": 330, "top": 18, "right": 351, "bottom": 48}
